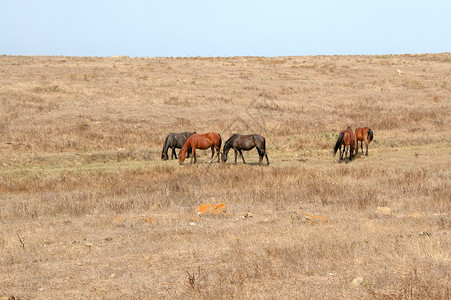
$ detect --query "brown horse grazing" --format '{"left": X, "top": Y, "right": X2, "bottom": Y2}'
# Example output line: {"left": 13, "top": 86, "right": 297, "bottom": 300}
{"left": 161, "top": 132, "right": 195, "bottom": 160}
{"left": 222, "top": 134, "right": 269, "bottom": 165}
{"left": 179, "top": 132, "right": 222, "bottom": 164}
{"left": 333, "top": 126, "right": 355, "bottom": 162}
{"left": 354, "top": 127, "right": 374, "bottom": 156}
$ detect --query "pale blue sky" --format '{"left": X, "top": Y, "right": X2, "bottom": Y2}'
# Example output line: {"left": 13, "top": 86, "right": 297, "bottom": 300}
{"left": 1, "top": 1, "right": 450, "bottom": 57}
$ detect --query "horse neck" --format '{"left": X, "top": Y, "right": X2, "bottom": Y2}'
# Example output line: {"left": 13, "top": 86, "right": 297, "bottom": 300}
{"left": 180, "top": 138, "right": 191, "bottom": 154}
{"left": 223, "top": 142, "right": 232, "bottom": 156}
{"left": 223, "top": 136, "right": 236, "bottom": 154}
{"left": 162, "top": 135, "right": 171, "bottom": 153}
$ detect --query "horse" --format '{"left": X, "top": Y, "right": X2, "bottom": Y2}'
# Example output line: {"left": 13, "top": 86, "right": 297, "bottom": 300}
{"left": 333, "top": 126, "right": 355, "bottom": 162}
{"left": 222, "top": 134, "right": 269, "bottom": 165}
{"left": 354, "top": 127, "right": 374, "bottom": 156}
{"left": 179, "top": 132, "right": 222, "bottom": 164}
{"left": 161, "top": 132, "right": 195, "bottom": 160}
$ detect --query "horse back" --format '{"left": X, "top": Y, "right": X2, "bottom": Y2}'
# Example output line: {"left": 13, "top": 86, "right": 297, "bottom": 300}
{"left": 206, "top": 132, "right": 221, "bottom": 143}
{"left": 188, "top": 132, "right": 221, "bottom": 149}
{"left": 340, "top": 128, "right": 354, "bottom": 145}
{"left": 169, "top": 133, "right": 184, "bottom": 148}
{"left": 235, "top": 134, "right": 265, "bottom": 150}
{"left": 355, "top": 127, "right": 370, "bottom": 142}
{"left": 164, "top": 133, "right": 176, "bottom": 147}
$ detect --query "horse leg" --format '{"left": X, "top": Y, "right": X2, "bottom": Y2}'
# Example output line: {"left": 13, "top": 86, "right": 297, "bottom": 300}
{"left": 344, "top": 145, "right": 349, "bottom": 162}
{"left": 208, "top": 146, "right": 214, "bottom": 163}
{"left": 339, "top": 144, "right": 344, "bottom": 161}
{"left": 173, "top": 147, "right": 177, "bottom": 159}
{"left": 257, "top": 148, "right": 263, "bottom": 165}
{"left": 342, "top": 144, "right": 346, "bottom": 160}
{"left": 238, "top": 149, "right": 246, "bottom": 164}
{"left": 194, "top": 147, "right": 198, "bottom": 164}
{"left": 343, "top": 145, "right": 348, "bottom": 160}
{"left": 191, "top": 147, "right": 196, "bottom": 164}
{"left": 234, "top": 149, "right": 238, "bottom": 163}
{"left": 257, "top": 147, "right": 268, "bottom": 165}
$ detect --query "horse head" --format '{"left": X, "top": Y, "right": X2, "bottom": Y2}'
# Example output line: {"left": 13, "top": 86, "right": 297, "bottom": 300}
{"left": 221, "top": 151, "right": 227, "bottom": 163}
{"left": 161, "top": 151, "right": 169, "bottom": 161}
{"left": 178, "top": 150, "right": 187, "bottom": 164}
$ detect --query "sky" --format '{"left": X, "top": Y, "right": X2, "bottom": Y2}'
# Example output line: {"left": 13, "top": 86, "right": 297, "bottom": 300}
{"left": 1, "top": 0, "right": 450, "bottom": 57}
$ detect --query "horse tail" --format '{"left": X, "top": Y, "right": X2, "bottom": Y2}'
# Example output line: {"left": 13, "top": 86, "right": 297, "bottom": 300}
{"left": 333, "top": 133, "right": 344, "bottom": 155}
{"left": 367, "top": 129, "right": 374, "bottom": 142}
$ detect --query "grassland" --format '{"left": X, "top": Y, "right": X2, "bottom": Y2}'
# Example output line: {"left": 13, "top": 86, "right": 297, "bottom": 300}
{"left": 0, "top": 53, "right": 450, "bottom": 299}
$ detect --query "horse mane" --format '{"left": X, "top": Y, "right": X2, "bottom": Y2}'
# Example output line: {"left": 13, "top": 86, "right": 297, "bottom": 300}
{"left": 180, "top": 133, "right": 194, "bottom": 154}
{"left": 223, "top": 134, "right": 238, "bottom": 150}
{"left": 162, "top": 133, "right": 173, "bottom": 153}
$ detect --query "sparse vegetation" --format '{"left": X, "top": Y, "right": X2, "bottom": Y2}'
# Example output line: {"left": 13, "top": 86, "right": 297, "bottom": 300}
{"left": 0, "top": 54, "right": 450, "bottom": 299}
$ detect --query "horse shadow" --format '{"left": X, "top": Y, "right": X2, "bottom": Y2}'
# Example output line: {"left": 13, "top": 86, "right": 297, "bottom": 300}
{"left": 338, "top": 157, "right": 352, "bottom": 164}
{"left": 228, "top": 162, "right": 269, "bottom": 167}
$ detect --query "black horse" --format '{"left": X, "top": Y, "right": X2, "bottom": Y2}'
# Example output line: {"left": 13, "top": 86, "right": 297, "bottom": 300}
{"left": 222, "top": 134, "right": 269, "bottom": 165}
{"left": 161, "top": 132, "right": 195, "bottom": 160}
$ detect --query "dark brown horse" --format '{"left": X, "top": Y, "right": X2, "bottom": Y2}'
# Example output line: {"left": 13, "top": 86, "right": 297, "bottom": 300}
{"left": 179, "top": 132, "right": 222, "bottom": 164}
{"left": 222, "top": 134, "right": 269, "bottom": 165}
{"left": 333, "top": 126, "right": 355, "bottom": 162}
{"left": 161, "top": 132, "right": 195, "bottom": 160}
{"left": 354, "top": 127, "right": 374, "bottom": 156}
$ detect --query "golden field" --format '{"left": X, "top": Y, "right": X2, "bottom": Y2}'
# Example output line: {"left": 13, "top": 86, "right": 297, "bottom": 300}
{"left": 0, "top": 54, "right": 450, "bottom": 299}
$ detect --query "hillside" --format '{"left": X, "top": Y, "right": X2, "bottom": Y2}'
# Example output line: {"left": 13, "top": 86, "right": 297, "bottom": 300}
{"left": 0, "top": 54, "right": 450, "bottom": 299}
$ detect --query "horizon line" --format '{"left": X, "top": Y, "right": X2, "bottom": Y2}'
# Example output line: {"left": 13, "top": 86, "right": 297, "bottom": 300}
{"left": 2, "top": 52, "right": 450, "bottom": 59}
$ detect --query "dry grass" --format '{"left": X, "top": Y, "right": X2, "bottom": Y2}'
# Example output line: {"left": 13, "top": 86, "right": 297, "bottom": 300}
{"left": 0, "top": 54, "right": 450, "bottom": 299}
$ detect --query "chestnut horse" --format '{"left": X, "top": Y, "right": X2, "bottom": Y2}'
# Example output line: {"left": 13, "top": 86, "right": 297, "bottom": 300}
{"left": 161, "top": 132, "right": 195, "bottom": 160}
{"left": 354, "top": 127, "right": 374, "bottom": 156}
{"left": 179, "top": 132, "right": 222, "bottom": 164}
{"left": 333, "top": 126, "right": 355, "bottom": 162}
{"left": 222, "top": 134, "right": 269, "bottom": 165}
